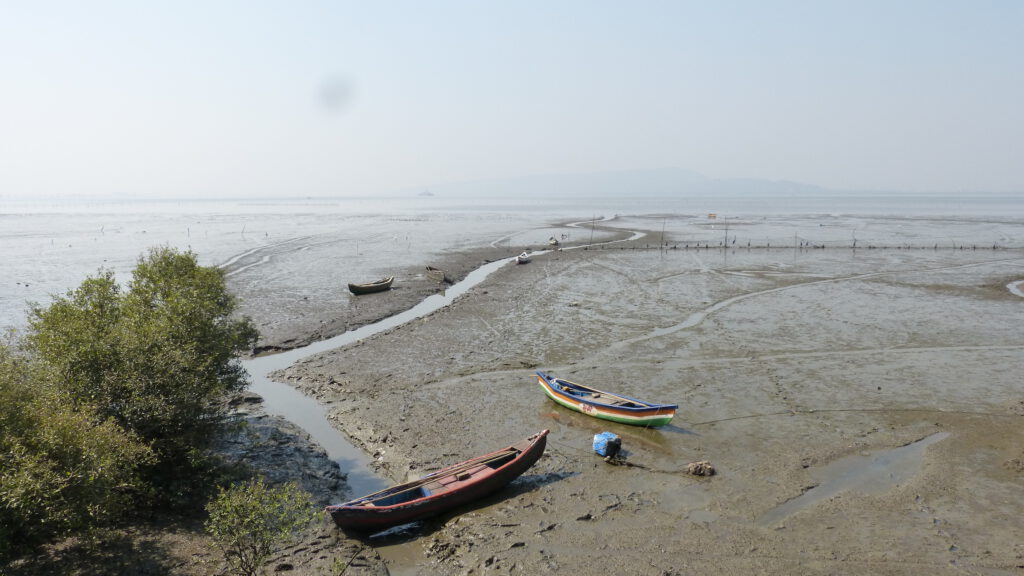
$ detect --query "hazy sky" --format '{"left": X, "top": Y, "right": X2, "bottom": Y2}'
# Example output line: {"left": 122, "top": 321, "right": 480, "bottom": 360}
{"left": 1, "top": 1, "right": 1021, "bottom": 199}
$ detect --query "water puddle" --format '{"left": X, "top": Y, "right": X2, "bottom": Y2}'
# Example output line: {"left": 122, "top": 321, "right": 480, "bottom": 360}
{"left": 758, "top": 432, "right": 949, "bottom": 527}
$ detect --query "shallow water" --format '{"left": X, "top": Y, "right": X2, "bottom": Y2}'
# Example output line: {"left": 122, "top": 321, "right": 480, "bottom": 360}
{"left": 6, "top": 195, "right": 1022, "bottom": 572}
{"left": 5, "top": 194, "right": 1023, "bottom": 333}
{"left": 242, "top": 221, "right": 648, "bottom": 498}
{"left": 241, "top": 255, "right": 523, "bottom": 496}
{"left": 758, "top": 432, "right": 950, "bottom": 527}
{"left": 215, "top": 200, "right": 1020, "bottom": 506}
{"left": 4, "top": 195, "right": 1022, "bottom": 516}
{"left": 0, "top": 196, "right": 587, "bottom": 331}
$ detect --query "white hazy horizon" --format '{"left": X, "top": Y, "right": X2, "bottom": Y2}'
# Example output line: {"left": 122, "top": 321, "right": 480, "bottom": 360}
{"left": 2, "top": 2, "right": 1022, "bottom": 200}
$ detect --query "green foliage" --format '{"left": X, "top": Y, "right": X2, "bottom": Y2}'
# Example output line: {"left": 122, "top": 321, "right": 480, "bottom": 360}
{"left": 0, "top": 340, "right": 154, "bottom": 559}
{"left": 0, "top": 246, "right": 260, "bottom": 556}
{"left": 26, "top": 246, "right": 258, "bottom": 496}
{"left": 204, "top": 479, "right": 317, "bottom": 576}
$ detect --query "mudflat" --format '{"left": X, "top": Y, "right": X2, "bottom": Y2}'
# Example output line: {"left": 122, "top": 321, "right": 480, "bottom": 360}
{"left": 263, "top": 227, "right": 1024, "bottom": 575}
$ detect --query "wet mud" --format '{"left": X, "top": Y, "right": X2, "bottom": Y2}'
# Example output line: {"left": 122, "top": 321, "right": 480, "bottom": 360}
{"left": 246, "top": 229, "right": 1024, "bottom": 575}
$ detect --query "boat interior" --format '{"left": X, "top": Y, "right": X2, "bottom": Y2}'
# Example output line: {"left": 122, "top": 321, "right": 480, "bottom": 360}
{"left": 360, "top": 449, "right": 521, "bottom": 506}
{"left": 555, "top": 380, "right": 642, "bottom": 408}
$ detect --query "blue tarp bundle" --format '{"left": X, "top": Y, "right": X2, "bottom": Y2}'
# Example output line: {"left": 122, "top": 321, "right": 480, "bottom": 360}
{"left": 592, "top": 432, "right": 621, "bottom": 457}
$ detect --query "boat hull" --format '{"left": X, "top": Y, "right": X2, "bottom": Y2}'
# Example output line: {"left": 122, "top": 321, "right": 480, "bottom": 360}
{"left": 536, "top": 372, "right": 676, "bottom": 427}
{"left": 425, "top": 266, "right": 451, "bottom": 284}
{"left": 348, "top": 276, "right": 394, "bottom": 295}
{"left": 326, "top": 430, "right": 548, "bottom": 531}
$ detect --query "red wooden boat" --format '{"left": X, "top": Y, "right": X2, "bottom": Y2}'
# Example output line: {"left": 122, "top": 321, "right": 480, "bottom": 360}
{"left": 326, "top": 430, "right": 548, "bottom": 531}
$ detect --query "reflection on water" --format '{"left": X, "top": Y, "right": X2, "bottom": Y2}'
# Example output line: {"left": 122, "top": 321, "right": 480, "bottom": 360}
{"left": 758, "top": 432, "right": 949, "bottom": 526}
{"left": 245, "top": 367, "right": 387, "bottom": 497}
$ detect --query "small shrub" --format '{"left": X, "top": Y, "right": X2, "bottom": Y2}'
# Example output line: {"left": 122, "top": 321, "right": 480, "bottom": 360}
{"left": 204, "top": 479, "right": 317, "bottom": 576}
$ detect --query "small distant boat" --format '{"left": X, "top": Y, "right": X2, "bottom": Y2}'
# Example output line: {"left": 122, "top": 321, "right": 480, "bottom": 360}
{"left": 515, "top": 251, "right": 531, "bottom": 264}
{"left": 425, "top": 266, "right": 452, "bottom": 284}
{"left": 348, "top": 276, "right": 394, "bottom": 295}
{"left": 326, "top": 430, "right": 549, "bottom": 531}
{"left": 536, "top": 371, "right": 677, "bottom": 427}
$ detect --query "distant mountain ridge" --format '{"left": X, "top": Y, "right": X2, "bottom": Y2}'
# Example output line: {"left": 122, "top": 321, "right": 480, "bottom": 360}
{"left": 413, "top": 168, "right": 832, "bottom": 199}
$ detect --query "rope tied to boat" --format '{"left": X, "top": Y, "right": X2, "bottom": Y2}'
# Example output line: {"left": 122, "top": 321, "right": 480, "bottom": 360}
{"left": 590, "top": 432, "right": 716, "bottom": 476}
{"left": 600, "top": 454, "right": 716, "bottom": 476}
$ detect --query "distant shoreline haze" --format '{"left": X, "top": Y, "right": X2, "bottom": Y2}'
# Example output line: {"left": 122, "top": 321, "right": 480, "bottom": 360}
{"left": 1, "top": 168, "right": 1019, "bottom": 205}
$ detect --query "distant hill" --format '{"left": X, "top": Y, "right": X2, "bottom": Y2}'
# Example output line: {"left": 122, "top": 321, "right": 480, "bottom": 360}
{"left": 413, "top": 168, "right": 832, "bottom": 199}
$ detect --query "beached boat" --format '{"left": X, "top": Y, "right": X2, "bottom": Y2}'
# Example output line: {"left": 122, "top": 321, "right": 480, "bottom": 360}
{"left": 425, "top": 266, "right": 452, "bottom": 284}
{"left": 326, "top": 430, "right": 549, "bottom": 531}
{"left": 515, "top": 251, "right": 531, "bottom": 264}
{"left": 536, "top": 371, "right": 677, "bottom": 427}
{"left": 347, "top": 276, "right": 394, "bottom": 295}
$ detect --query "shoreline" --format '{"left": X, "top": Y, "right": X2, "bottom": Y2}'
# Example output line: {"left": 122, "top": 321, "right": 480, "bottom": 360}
{"left": 243, "top": 243, "right": 519, "bottom": 355}
{"left": 261, "top": 226, "right": 1024, "bottom": 575}
{"left": 8, "top": 210, "right": 1024, "bottom": 575}
{"left": 242, "top": 221, "right": 638, "bottom": 354}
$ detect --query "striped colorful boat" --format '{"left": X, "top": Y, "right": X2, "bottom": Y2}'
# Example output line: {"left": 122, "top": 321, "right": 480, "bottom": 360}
{"left": 536, "top": 371, "right": 677, "bottom": 427}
